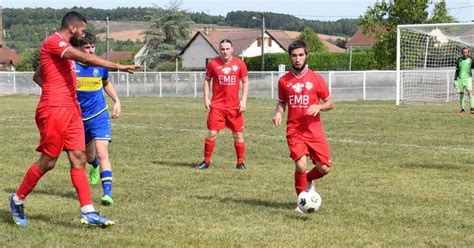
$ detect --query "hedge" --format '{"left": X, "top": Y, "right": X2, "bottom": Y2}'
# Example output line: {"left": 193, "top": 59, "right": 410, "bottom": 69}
{"left": 244, "top": 49, "right": 376, "bottom": 71}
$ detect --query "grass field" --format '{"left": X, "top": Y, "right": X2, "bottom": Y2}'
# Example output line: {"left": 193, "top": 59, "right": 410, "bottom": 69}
{"left": 1, "top": 95, "right": 473, "bottom": 247}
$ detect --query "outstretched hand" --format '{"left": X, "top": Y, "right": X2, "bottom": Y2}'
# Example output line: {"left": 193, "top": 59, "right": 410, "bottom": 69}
{"left": 118, "top": 64, "right": 141, "bottom": 74}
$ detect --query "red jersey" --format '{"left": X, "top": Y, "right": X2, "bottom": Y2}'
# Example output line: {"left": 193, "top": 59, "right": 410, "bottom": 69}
{"left": 205, "top": 56, "right": 248, "bottom": 109}
{"left": 39, "top": 32, "right": 77, "bottom": 106}
{"left": 278, "top": 67, "right": 330, "bottom": 140}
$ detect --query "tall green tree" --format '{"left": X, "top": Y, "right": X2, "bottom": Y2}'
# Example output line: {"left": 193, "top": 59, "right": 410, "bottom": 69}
{"left": 429, "top": 0, "right": 456, "bottom": 23}
{"left": 141, "top": 0, "right": 192, "bottom": 69}
{"left": 359, "top": 0, "right": 456, "bottom": 69}
{"left": 297, "top": 27, "right": 327, "bottom": 53}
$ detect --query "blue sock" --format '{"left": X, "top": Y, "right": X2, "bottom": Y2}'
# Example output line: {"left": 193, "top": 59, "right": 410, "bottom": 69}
{"left": 89, "top": 157, "right": 99, "bottom": 168}
{"left": 100, "top": 170, "right": 113, "bottom": 197}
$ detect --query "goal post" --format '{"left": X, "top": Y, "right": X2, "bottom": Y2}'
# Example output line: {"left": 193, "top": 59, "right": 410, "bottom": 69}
{"left": 396, "top": 22, "right": 474, "bottom": 105}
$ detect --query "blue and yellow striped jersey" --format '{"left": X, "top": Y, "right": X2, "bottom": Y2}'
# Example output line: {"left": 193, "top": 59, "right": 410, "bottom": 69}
{"left": 76, "top": 62, "right": 109, "bottom": 120}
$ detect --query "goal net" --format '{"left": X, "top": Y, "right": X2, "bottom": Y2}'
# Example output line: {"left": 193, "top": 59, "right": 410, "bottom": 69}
{"left": 396, "top": 23, "right": 474, "bottom": 105}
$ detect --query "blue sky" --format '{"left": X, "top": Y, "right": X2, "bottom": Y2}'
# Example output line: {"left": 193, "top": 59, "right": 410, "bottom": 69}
{"left": 3, "top": 0, "right": 473, "bottom": 21}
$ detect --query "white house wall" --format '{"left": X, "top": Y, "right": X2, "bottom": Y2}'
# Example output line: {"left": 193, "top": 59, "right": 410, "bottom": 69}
{"left": 182, "top": 35, "right": 218, "bottom": 70}
{"left": 240, "top": 36, "right": 286, "bottom": 58}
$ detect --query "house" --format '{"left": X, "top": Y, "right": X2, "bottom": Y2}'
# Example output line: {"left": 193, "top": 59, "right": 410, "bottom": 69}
{"left": 0, "top": 45, "right": 20, "bottom": 71}
{"left": 346, "top": 28, "right": 381, "bottom": 50}
{"left": 100, "top": 51, "right": 133, "bottom": 63}
{"left": 180, "top": 28, "right": 346, "bottom": 70}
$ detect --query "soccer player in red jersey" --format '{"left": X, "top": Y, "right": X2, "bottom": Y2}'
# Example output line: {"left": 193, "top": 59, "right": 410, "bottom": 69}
{"left": 272, "top": 40, "right": 334, "bottom": 212}
{"left": 9, "top": 11, "right": 139, "bottom": 227}
{"left": 196, "top": 39, "right": 249, "bottom": 170}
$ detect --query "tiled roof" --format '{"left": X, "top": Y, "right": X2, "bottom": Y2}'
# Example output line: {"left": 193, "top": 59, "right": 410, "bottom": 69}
{"left": 100, "top": 51, "right": 133, "bottom": 62}
{"left": 0, "top": 47, "right": 20, "bottom": 64}
{"left": 181, "top": 28, "right": 346, "bottom": 55}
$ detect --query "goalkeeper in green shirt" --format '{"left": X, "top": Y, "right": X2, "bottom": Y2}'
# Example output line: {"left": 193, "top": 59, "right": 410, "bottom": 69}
{"left": 454, "top": 47, "right": 474, "bottom": 114}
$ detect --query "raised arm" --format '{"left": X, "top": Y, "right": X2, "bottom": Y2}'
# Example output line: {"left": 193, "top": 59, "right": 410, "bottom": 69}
{"left": 63, "top": 48, "right": 140, "bottom": 73}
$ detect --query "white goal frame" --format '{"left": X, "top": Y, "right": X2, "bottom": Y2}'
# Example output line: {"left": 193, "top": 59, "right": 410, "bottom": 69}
{"left": 396, "top": 22, "right": 474, "bottom": 105}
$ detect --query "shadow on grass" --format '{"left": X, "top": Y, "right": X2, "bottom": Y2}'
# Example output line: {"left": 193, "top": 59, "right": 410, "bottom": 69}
{"left": 4, "top": 188, "right": 77, "bottom": 200}
{"left": 0, "top": 208, "right": 77, "bottom": 228}
{"left": 194, "top": 195, "right": 293, "bottom": 210}
{"left": 152, "top": 160, "right": 196, "bottom": 168}
{"left": 399, "top": 162, "right": 473, "bottom": 170}
{"left": 193, "top": 195, "right": 311, "bottom": 220}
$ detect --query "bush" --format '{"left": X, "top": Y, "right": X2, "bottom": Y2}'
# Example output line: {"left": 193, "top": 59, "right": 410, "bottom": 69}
{"left": 244, "top": 48, "right": 376, "bottom": 71}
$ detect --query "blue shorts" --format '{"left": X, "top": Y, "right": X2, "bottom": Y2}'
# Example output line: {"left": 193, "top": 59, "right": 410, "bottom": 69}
{"left": 84, "top": 111, "right": 111, "bottom": 146}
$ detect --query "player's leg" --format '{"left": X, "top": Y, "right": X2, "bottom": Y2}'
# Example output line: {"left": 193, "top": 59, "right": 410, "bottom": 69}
{"left": 465, "top": 78, "right": 473, "bottom": 113}
{"left": 197, "top": 108, "right": 224, "bottom": 170}
{"left": 457, "top": 80, "right": 466, "bottom": 112}
{"left": 85, "top": 141, "right": 100, "bottom": 185}
{"left": 95, "top": 140, "right": 113, "bottom": 206}
{"left": 9, "top": 105, "right": 66, "bottom": 226}
{"left": 9, "top": 153, "right": 58, "bottom": 227}
{"left": 228, "top": 109, "right": 246, "bottom": 170}
{"left": 64, "top": 107, "right": 113, "bottom": 227}
{"left": 306, "top": 139, "right": 332, "bottom": 182}
{"left": 67, "top": 149, "right": 114, "bottom": 227}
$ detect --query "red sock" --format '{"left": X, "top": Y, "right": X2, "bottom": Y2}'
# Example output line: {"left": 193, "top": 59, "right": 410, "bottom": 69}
{"left": 16, "top": 163, "right": 45, "bottom": 200}
{"left": 70, "top": 168, "right": 92, "bottom": 207}
{"left": 234, "top": 142, "right": 245, "bottom": 164}
{"left": 294, "top": 171, "right": 307, "bottom": 195}
{"left": 204, "top": 138, "right": 216, "bottom": 163}
{"left": 306, "top": 167, "right": 325, "bottom": 182}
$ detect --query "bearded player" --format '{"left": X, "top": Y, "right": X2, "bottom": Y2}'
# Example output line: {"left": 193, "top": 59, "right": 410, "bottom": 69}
{"left": 10, "top": 11, "right": 138, "bottom": 227}
{"left": 454, "top": 47, "right": 474, "bottom": 114}
{"left": 272, "top": 40, "right": 334, "bottom": 212}
{"left": 196, "top": 39, "right": 249, "bottom": 171}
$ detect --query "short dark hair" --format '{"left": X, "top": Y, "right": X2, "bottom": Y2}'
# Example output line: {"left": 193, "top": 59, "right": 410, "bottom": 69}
{"left": 288, "top": 40, "right": 308, "bottom": 56}
{"left": 79, "top": 31, "right": 96, "bottom": 46}
{"left": 220, "top": 39, "right": 233, "bottom": 46}
{"left": 61, "top": 11, "right": 87, "bottom": 29}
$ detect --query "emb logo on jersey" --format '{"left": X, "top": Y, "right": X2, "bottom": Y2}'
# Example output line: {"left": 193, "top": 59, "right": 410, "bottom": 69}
{"left": 59, "top": 41, "right": 67, "bottom": 48}
{"left": 292, "top": 83, "right": 304, "bottom": 93}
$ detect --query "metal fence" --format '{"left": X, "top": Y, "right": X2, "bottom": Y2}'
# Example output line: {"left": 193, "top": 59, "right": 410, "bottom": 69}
{"left": 0, "top": 71, "right": 398, "bottom": 101}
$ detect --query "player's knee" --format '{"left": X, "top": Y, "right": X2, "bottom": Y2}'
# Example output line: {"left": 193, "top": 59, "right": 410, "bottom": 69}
{"left": 207, "top": 131, "right": 218, "bottom": 140}
{"left": 319, "top": 165, "right": 330, "bottom": 175}
{"left": 232, "top": 132, "right": 244, "bottom": 142}
{"left": 96, "top": 150, "right": 109, "bottom": 161}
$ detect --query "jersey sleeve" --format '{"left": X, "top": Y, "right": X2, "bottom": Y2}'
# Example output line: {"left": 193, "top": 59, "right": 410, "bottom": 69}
{"left": 103, "top": 68, "right": 109, "bottom": 81}
{"left": 316, "top": 74, "right": 330, "bottom": 100}
{"left": 239, "top": 60, "right": 248, "bottom": 79}
{"left": 205, "top": 61, "right": 214, "bottom": 80}
{"left": 277, "top": 78, "right": 287, "bottom": 104}
{"left": 44, "top": 36, "right": 72, "bottom": 59}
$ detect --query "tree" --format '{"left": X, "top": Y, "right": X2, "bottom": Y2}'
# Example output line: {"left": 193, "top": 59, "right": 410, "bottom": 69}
{"left": 141, "top": 0, "right": 192, "bottom": 69}
{"left": 359, "top": 0, "right": 456, "bottom": 69}
{"left": 297, "top": 27, "right": 327, "bottom": 53}
{"left": 429, "top": 0, "right": 456, "bottom": 23}
{"left": 15, "top": 49, "right": 40, "bottom": 71}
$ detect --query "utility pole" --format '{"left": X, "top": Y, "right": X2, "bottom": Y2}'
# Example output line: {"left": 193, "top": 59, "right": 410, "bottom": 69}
{"left": 252, "top": 13, "right": 265, "bottom": 71}
{"left": 106, "top": 17, "right": 109, "bottom": 61}
{"left": 261, "top": 13, "right": 265, "bottom": 71}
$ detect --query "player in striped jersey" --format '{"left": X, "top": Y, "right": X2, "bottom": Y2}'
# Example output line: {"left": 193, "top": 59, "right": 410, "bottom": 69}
{"left": 75, "top": 32, "right": 119, "bottom": 206}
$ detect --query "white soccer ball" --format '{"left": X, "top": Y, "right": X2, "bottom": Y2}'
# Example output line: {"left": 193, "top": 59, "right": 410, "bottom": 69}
{"left": 297, "top": 190, "right": 322, "bottom": 213}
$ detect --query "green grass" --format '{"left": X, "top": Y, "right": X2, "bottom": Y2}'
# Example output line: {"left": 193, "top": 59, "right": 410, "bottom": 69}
{"left": 1, "top": 95, "right": 473, "bottom": 247}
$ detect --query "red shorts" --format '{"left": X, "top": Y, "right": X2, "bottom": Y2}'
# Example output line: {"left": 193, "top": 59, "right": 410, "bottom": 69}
{"left": 207, "top": 107, "right": 244, "bottom": 132}
{"left": 287, "top": 135, "right": 332, "bottom": 166}
{"left": 35, "top": 104, "right": 85, "bottom": 157}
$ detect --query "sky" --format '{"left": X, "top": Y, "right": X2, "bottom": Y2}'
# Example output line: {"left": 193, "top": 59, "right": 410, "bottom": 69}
{"left": 2, "top": 0, "right": 473, "bottom": 22}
